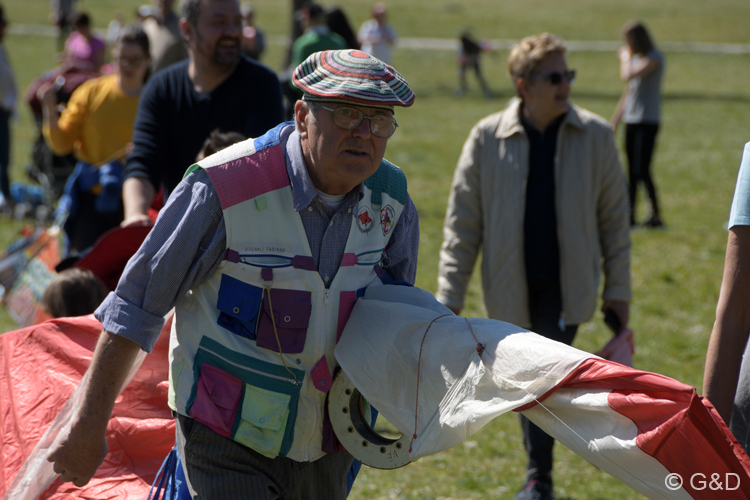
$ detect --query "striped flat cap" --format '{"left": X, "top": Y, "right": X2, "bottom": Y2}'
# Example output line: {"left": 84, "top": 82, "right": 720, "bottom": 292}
{"left": 292, "top": 49, "right": 415, "bottom": 108}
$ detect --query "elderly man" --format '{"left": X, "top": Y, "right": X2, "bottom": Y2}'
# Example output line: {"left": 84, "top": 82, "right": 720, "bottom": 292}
{"left": 122, "top": 0, "right": 283, "bottom": 226}
{"left": 46, "top": 49, "right": 417, "bottom": 499}
{"left": 436, "top": 33, "right": 631, "bottom": 500}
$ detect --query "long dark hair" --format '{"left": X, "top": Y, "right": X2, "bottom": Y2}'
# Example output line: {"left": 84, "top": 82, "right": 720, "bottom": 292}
{"left": 623, "top": 21, "right": 655, "bottom": 55}
{"left": 116, "top": 25, "right": 151, "bottom": 82}
{"left": 325, "top": 5, "right": 359, "bottom": 50}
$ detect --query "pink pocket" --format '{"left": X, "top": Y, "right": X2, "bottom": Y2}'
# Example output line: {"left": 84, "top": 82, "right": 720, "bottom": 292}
{"left": 189, "top": 363, "right": 242, "bottom": 437}
{"left": 311, "top": 356, "right": 333, "bottom": 393}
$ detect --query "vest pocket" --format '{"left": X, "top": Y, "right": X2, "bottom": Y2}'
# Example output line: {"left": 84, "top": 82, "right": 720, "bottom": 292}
{"left": 235, "top": 385, "right": 291, "bottom": 458}
{"left": 256, "top": 289, "right": 312, "bottom": 354}
{"left": 187, "top": 337, "right": 305, "bottom": 459}
{"left": 216, "top": 274, "right": 263, "bottom": 340}
{"left": 189, "top": 363, "right": 242, "bottom": 437}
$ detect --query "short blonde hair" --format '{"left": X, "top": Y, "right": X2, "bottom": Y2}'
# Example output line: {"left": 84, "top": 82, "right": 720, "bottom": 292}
{"left": 508, "top": 33, "right": 567, "bottom": 84}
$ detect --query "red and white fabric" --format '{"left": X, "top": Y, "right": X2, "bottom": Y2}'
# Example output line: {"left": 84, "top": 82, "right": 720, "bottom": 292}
{"left": 335, "top": 284, "right": 750, "bottom": 499}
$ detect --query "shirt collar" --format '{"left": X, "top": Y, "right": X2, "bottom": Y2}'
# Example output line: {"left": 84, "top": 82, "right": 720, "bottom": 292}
{"left": 285, "top": 128, "right": 364, "bottom": 212}
{"left": 307, "top": 25, "right": 332, "bottom": 36}
{"left": 496, "top": 97, "right": 584, "bottom": 139}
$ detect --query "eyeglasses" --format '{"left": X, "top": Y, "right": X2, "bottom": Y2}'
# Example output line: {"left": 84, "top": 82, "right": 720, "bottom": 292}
{"left": 115, "top": 56, "right": 147, "bottom": 67}
{"left": 316, "top": 105, "right": 398, "bottom": 139}
{"left": 532, "top": 69, "right": 576, "bottom": 85}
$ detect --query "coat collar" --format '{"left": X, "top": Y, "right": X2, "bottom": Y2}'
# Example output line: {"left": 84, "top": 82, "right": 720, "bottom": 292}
{"left": 495, "top": 96, "right": 584, "bottom": 139}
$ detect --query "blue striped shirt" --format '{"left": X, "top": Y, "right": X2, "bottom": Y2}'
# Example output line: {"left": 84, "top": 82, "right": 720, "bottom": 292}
{"left": 95, "top": 126, "right": 419, "bottom": 352}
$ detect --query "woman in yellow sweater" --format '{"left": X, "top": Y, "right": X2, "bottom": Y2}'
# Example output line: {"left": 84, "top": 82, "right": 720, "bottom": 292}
{"left": 39, "top": 27, "right": 150, "bottom": 253}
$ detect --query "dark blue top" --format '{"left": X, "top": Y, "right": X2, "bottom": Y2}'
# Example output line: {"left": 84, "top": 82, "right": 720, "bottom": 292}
{"left": 124, "top": 56, "right": 284, "bottom": 198}
{"left": 523, "top": 113, "right": 565, "bottom": 281}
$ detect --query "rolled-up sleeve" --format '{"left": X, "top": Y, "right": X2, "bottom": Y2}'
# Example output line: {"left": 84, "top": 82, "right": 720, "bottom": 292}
{"left": 95, "top": 169, "right": 227, "bottom": 352}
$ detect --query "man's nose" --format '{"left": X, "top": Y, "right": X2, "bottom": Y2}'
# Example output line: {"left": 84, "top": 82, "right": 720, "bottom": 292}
{"left": 352, "top": 117, "right": 372, "bottom": 138}
{"left": 224, "top": 20, "right": 242, "bottom": 37}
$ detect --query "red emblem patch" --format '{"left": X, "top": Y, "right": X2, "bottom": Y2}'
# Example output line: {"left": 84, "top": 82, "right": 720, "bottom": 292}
{"left": 356, "top": 206, "right": 375, "bottom": 233}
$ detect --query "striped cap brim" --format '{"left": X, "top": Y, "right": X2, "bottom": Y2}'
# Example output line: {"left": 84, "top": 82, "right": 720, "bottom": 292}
{"left": 292, "top": 50, "right": 415, "bottom": 108}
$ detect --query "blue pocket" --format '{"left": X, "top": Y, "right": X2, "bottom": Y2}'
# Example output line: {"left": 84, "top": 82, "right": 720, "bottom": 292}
{"left": 216, "top": 274, "right": 263, "bottom": 340}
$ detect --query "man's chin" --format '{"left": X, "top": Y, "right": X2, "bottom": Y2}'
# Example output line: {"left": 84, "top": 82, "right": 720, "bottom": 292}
{"left": 213, "top": 51, "right": 241, "bottom": 68}
{"left": 555, "top": 99, "right": 570, "bottom": 111}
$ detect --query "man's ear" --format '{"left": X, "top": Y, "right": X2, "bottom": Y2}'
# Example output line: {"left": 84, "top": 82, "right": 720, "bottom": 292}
{"left": 515, "top": 77, "right": 528, "bottom": 99}
{"left": 179, "top": 18, "right": 192, "bottom": 43}
{"left": 295, "top": 100, "right": 309, "bottom": 139}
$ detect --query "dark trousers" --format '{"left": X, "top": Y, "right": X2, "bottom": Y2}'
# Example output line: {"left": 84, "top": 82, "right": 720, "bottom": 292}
{"left": 625, "top": 123, "right": 660, "bottom": 221}
{"left": 0, "top": 108, "right": 11, "bottom": 201}
{"left": 175, "top": 413, "right": 354, "bottom": 500}
{"left": 520, "top": 279, "right": 578, "bottom": 482}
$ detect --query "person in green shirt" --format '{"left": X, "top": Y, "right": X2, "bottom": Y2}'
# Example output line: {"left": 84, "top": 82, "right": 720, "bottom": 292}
{"left": 287, "top": 3, "right": 347, "bottom": 103}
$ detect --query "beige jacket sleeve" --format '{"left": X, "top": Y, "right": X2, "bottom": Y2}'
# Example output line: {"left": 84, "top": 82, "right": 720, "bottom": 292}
{"left": 596, "top": 127, "right": 632, "bottom": 302}
{"left": 437, "top": 124, "right": 485, "bottom": 311}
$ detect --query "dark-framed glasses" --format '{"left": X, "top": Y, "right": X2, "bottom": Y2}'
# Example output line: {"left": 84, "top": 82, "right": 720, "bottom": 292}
{"left": 317, "top": 105, "right": 398, "bottom": 139}
{"left": 533, "top": 69, "right": 576, "bottom": 85}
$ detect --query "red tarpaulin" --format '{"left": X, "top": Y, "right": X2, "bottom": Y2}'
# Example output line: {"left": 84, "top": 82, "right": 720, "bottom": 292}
{"left": 1, "top": 315, "right": 174, "bottom": 499}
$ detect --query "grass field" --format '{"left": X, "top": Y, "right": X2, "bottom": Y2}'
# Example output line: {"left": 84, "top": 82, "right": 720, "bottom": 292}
{"left": 1, "top": 1, "right": 749, "bottom": 498}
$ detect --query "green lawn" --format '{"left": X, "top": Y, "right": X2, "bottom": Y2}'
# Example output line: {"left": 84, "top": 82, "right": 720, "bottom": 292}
{"left": 1, "top": 1, "right": 749, "bottom": 498}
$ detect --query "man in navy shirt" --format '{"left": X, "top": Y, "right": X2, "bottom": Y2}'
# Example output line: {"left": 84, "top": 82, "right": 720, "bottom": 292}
{"left": 122, "top": 0, "right": 283, "bottom": 226}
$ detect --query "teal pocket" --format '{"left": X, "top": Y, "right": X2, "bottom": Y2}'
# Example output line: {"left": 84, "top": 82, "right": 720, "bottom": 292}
{"left": 186, "top": 336, "right": 305, "bottom": 458}
{"left": 235, "top": 385, "right": 292, "bottom": 458}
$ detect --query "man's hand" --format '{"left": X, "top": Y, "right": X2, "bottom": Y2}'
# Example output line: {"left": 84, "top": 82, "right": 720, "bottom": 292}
{"left": 120, "top": 214, "right": 154, "bottom": 228}
{"left": 47, "top": 416, "right": 109, "bottom": 487}
{"left": 601, "top": 299, "right": 629, "bottom": 331}
{"left": 45, "top": 330, "right": 143, "bottom": 486}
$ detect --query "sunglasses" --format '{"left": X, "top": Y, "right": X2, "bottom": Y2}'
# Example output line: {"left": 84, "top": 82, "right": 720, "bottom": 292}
{"left": 317, "top": 105, "right": 398, "bottom": 139}
{"left": 532, "top": 69, "right": 576, "bottom": 85}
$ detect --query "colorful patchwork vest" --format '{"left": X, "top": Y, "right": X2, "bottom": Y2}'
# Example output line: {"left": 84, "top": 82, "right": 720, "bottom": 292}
{"left": 168, "top": 123, "right": 408, "bottom": 462}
